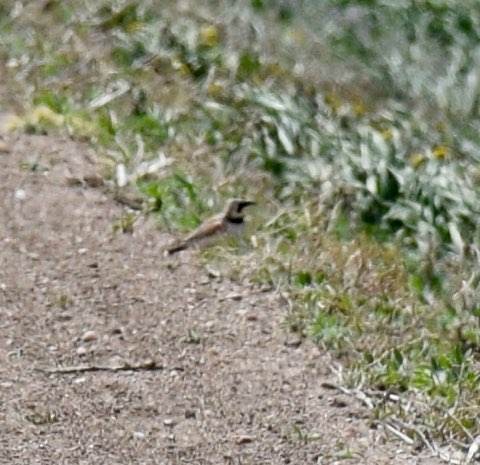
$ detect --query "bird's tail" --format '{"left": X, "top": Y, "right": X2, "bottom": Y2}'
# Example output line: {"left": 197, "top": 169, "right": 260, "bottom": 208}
{"left": 165, "top": 242, "right": 187, "bottom": 255}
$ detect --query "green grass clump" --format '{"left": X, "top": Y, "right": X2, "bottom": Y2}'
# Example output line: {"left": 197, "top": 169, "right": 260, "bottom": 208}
{"left": 3, "top": 0, "right": 480, "bottom": 451}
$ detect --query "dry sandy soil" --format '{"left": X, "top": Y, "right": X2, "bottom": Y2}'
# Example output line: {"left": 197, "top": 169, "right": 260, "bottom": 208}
{"left": 0, "top": 133, "right": 441, "bottom": 464}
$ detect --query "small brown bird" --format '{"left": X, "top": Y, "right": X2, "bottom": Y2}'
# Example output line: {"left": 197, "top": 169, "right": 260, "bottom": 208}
{"left": 166, "top": 199, "right": 255, "bottom": 255}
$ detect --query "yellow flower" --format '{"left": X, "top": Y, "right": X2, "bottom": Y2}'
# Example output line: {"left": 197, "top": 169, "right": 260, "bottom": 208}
{"left": 432, "top": 145, "right": 449, "bottom": 159}
{"left": 200, "top": 25, "right": 219, "bottom": 47}
{"left": 409, "top": 152, "right": 426, "bottom": 168}
{"left": 432, "top": 145, "right": 449, "bottom": 160}
{"left": 352, "top": 100, "right": 366, "bottom": 117}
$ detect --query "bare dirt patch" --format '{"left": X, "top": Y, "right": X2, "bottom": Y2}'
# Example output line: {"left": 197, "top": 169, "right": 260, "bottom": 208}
{"left": 0, "top": 134, "right": 439, "bottom": 464}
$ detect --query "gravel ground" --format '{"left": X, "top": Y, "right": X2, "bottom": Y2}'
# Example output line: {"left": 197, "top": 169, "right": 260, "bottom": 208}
{"left": 0, "top": 134, "right": 441, "bottom": 464}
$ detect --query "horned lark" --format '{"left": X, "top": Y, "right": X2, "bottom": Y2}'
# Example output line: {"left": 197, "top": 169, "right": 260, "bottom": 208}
{"left": 166, "top": 199, "right": 255, "bottom": 254}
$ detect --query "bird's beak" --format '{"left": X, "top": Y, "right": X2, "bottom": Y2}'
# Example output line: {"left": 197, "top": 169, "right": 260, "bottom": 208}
{"left": 239, "top": 200, "right": 255, "bottom": 209}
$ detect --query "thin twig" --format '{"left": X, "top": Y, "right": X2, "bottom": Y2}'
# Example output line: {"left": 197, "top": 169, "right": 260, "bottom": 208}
{"left": 35, "top": 360, "right": 165, "bottom": 374}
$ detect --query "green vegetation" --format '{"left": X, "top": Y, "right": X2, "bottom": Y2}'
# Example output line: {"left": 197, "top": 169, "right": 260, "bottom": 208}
{"left": 2, "top": 0, "right": 480, "bottom": 452}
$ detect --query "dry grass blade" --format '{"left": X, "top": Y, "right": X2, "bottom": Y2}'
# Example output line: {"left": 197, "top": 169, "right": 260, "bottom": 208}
{"left": 465, "top": 436, "right": 480, "bottom": 464}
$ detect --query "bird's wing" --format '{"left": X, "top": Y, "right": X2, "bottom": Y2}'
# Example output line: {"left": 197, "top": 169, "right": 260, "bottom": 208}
{"left": 166, "top": 215, "right": 226, "bottom": 254}
{"left": 183, "top": 214, "right": 226, "bottom": 243}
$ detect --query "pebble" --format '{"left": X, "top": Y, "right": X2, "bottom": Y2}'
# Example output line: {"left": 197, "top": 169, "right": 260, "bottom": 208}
{"left": 0, "top": 140, "right": 10, "bottom": 153}
{"left": 14, "top": 189, "right": 26, "bottom": 200}
{"left": 76, "top": 346, "right": 88, "bottom": 356}
{"left": 81, "top": 330, "right": 97, "bottom": 342}
{"left": 205, "top": 266, "right": 221, "bottom": 278}
{"left": 163, "top": 418, "right": 175, "bottom": 427}
{"left": 236, "top": 435, "right": 255, "bottom": 444}
{"left": 284, "top": 337, "right": 302, "bottom": 348}
{"left": 204, "top": 321, "right": 215, "bottom": 330}
{"left": 225, "top": 292, "right": 242, "bottom": 301}
{"left": 83, "top": 173, "right": 104, "bottom": 188}
{"left": 133, "top": 431, "right": 145, "bottom": 440}
{"left": 65, "top": 176, "right": 83, "bottom": 187}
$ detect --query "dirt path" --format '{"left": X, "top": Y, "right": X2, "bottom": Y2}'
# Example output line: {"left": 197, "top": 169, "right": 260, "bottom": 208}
{"left": 0, "top": 134, "right": 438, "bottom": 464}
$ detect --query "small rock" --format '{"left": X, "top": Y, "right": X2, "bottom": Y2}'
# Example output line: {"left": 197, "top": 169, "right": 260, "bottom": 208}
{"left": 236, "top": 435, "right": 255, "bottom": 444}
{"left": 76, "top": 346, "right": 88, "bottom": 356}
{"left": 116, "top": 163, "right": 128, "bottom": 187}
{"left": 284, "top": 337, "right": 302, "bottom": 348}
{"left": 65, "top": 176, "right": 83, "bottom": 187}
{"left": 78, "top": 248, "right": 88, "bottom": 255}
{"left": 207, "top": 347, "right": 220, "bottom": 357}
{"left": 226, "top": 292, "right": 242, "bottom": 301}
{"left": 204, "top": 321, "right": 215, "bottom": 330}
{"left": 198, "top": 275, "right": 211, "bottom": 285}
{"left": 205, "top": 266, "right": 221, "bottom": 278}
{"left": 185, "top": 409, "right": 196, "bottom": 419}
{"left": 133, "top": 431, "right": 145, "bottom": 440}
{"left": 83, "top": 173, "right": 104, "bottom": 188}
{"left": 14, "top": 189, "right": 26, "bottom": 201}
{"left": 113, "top": 191, "right": 143, "bottom": 210}
{"left": 163, "top": 418, "right": 175, "bottom": 427}
{"left": 81, "top": 330, "right": 97, "bottom": 342}
{"left": 330, "top": 397, "right": 348, "bottom": 408}
{"left": 0, "top": 140, "right": 10, "bottom": 153}
{"left": 246, "top": 313, "right": 258, "bottom": 321}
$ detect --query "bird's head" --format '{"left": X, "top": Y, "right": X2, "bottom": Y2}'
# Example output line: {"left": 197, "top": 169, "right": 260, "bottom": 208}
{"left": 224, "top": 198, "right": 255, "bottom": 219}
